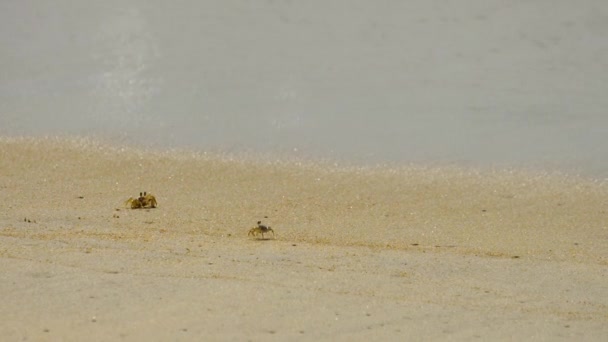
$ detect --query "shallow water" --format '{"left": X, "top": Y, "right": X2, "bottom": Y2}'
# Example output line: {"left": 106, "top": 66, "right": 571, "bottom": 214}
{"left": 1, "top": 1, "right": 607, "bottom": 177}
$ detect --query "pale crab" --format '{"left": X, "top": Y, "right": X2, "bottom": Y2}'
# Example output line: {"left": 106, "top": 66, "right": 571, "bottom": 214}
{"left": 125, "top": 191, "right": 158, "bottom": 209}
{"left": 248, "top": 221, "right": 275, "bottom": 239}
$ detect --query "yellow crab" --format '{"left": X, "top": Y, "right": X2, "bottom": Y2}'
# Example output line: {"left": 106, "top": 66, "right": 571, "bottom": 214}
{"left": 248, "top": 221, "right": 275, "bottom": 239}
{"left": 125, "top": 192, "right": 157, "bottom": 209}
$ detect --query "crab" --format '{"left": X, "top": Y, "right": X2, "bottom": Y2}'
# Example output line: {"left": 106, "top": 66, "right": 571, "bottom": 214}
{"left": 125, "top": 192, "right": 157, "bottom": 209}
{"left": 248, "top": 221, "right": 275, "bottom": 239}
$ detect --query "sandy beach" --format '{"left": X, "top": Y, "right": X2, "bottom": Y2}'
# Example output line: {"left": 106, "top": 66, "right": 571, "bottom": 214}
{"left": 3, "top": 0, "right": 608, "bottom": 340}
{"left": 0, "top": 137, "right": 606, "bottom": 341}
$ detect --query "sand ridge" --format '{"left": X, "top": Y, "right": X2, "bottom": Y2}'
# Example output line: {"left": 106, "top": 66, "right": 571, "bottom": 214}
{"left": 2, "top": 137, "right": 606, "bottom": 261}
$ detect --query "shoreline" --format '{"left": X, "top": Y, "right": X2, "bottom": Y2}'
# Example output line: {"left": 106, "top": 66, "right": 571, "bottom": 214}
{"left": 2, "top": 134, "right": 606, "bottom": 180}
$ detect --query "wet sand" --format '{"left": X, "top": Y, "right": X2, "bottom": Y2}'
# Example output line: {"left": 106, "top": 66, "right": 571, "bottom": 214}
{"left": 1, "top": 137, "right": 607, "bottom": 341}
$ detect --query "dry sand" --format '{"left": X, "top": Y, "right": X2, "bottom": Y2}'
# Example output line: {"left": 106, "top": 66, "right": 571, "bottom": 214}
{"left": 1, "top": 137, "right": 607, "bottom": 341}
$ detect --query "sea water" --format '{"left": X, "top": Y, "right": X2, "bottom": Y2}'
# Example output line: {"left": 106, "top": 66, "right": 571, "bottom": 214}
{"left": 2, "top": 1, "right": 607, "bottom": 177}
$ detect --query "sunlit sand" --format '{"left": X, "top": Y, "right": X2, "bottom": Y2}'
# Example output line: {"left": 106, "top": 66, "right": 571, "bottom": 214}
{"left": 1, "top": 137, "right": 607, "bottom": 340}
